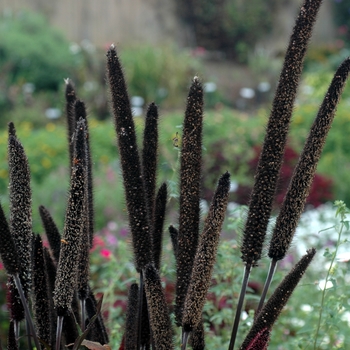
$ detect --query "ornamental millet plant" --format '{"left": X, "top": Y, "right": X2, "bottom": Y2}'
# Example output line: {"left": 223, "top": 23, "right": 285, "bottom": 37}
{"left": 0, "top": 0, "right": 350, "bottom": 348}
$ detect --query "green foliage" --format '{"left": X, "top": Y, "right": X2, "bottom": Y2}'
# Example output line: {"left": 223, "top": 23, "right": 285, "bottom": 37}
{"left": 178, "top": 0, "right": 277, "bottom": 61}
{"left": 0, "top": 10, "right": 78, "bottom": 91}
{"left": 119, "top": 44, "right": 202, "bottom": 108}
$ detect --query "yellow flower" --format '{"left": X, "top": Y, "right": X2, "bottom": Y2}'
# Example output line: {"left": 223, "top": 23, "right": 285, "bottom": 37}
{"left": 0, "top": 169, "right": 8, "bottom": 179}
{"left": 41, "top": 157, "right": 52, "bottom": 169}
{"left": 46, "top": 123, "right": 56, "bottom": 132}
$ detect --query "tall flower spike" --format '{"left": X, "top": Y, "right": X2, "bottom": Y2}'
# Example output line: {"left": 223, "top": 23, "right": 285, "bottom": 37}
{"left": 0, "top": 202, "right": 19, "bottom": 276}
{"left": 65, "top": 78, "right": 77, "bottom": 170}
{"left": 107, "top": 45, "right": 152, "bottom": 271}
{"left": 244, "top": 328, "right": 270, "bottom": 350}
{"left": 74, "top": 99, "right": 95, "bottom": 248}
{"left": 125, "top": 283, "right": 139, "bottom": 350}
{"left": 229, "top": 3, "right": 322, "bottom": 348}
{"left": 182, "top": 172, "right": 230, "bottom": 334}
{"left": 6, "top": 277, "right": 24, "bottom": 327}
{"left": 175, "top": 76, "right": 204, "bottom": 325}
{"left": 240, "top": 0, "right": 322, "bottom": 266}
{"left": 188, "top": 322, "right": 205, "bottom": 350}
{"left": 39, "top": 205, "right": 61, "bottom": 263}
{"left": 269, "top": 57, "right": 350, "bottom": 261}
{"left": 169, "top": 225, "right": 178, "bottom": 260}
{"left": 8, "top": 122, "right": 16, "bottom": 137}
{"left": 43, "top": 248, "right": 58, "bottom": 349}
{"left": 143, "top": 263, "right": 174, "bottom": 350}
{"left": 153, "top": 183, "right": 167, "bottom": 270}
{"left": 8, "top": 130, "right": 33, "bottom": 298}
{"left": 142, "top": 102, "right": 159, "bottom": 230}
{"left": 54, "top": 118, "right": 87, "bottom": 317}
{"left": 32, "top": 234, "right": 51, "bottom": 347}
{"left": 240, "top": 248, "right": 316, "bottom": 349}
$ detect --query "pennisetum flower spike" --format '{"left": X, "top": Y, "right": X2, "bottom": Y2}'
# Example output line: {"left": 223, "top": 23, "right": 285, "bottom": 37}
{"left": 175, "top": 76, "right": 204, "bottom": 326}
{"left": 106, "top": 44, "right": 152, "bottom": 271}
{"left": 0, "top": 202, "right": 19, "bottom": 276}
{"left": 65, "top": 78, "right": 77, "bottom": 170}
{"left": 257, "top": 57, "right": 350, "bottom": 316}
{"left": 143, "top": 263, "right": 174, "bottom": 350}
{"left": 152, "top": 182, "right": 167, "bottom": 270}
{"left": 240, "top": 248, "right": 316, "bottom": 350}
{"left": 125, "top": 283, "right": 139, "bottom": 350}
{"left": 53, "top": 118, "right": 87, "bottom": 350}
{"left": 181, "top": 172, "right": 230, "bottom": 349}
{"left": 74, "top": 99, "right": 95, "bottom": 248}
{"left": 229, "top": 1, "right": 323, "bottom": 348}
{"left": 32, "top": 234, "right": 51, "bottom": 347}
{"left": 39, "top": 205, "right": 61, "bottom": 263}
{"left": 142, "top": 102, "right": 159, "bottom": 231}
{"left": 107, "top": 44, "right": 153, "bottom": 348}
{"left": 8, "top": 128, "right": 33, "bottom": 302}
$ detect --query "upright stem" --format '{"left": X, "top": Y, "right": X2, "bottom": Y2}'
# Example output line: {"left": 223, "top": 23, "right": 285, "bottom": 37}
{"left": 25, "top": 319, "right": 33, "bottom": 350}
{"left": 313, "top": 221, "right": 344, "bottom": 349}
{"left": 13, "top": 274, "right": 41, "bottom": 350}
{"left": 181, "top": 330, "right": 190, "bottom": 350}
{"left": 55, "top": 316, "right": 64, "bottom": 350}
{"left": 228, "top": 264, "right": 252, "bottom": 350}
{"left": 81, "top": 298, "right": 86, "bottom": 332}
{"left": 256, "top": 259, "right": 278, "bottom": 317}
{"left": 14, "top": 321, "right": 19, "bottom": 342}
{"left": 137, "top": 271, "right": 144, "bottom": 350}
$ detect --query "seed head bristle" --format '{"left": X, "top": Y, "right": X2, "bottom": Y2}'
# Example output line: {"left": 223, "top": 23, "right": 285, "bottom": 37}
{"left": 143, "top": 264, "right": 173, "bottom": 349}
{"left": 53, "top": 119, "right": 87, "bottom": 316}
{"left": 65, "top": 79, "right": 77, "bottom": 170}
{"left": 175, "top": 77, "right": 204, "bottom": 324}
{"left": 0, "top": 202, "right": 19, "bottom": 276}
{"left": 269, "top": 58, "right": 350, "bottom": 261}
{"left": 182, "top": 172, "right": 230, "bottom": 331}
{"left": 8, "top": 133, "right": 32, "bottom": 297}
{"left": 169, "top": 225, "right": 178, "bottom": 260}
{"left": 125, "top": 283, "right": 139, "bottom": 350}
{"left": 189, "top": 321, "right": 205, "bottom": 350}
{"left": 6, "top": 276, "right": 24, "bottom": 322}
{"left": 142, "top": 102, "right": 159, "bottom": 231}
{"left": 240, "top": 248, "right": 316, "bottom": 349}
{"left": 153, "top": 183, "right": 167, "bottom": 270}
{"left": 74, "top": 99, "right": 95, "bottom": 248}
{"left": 107, "top": 45, "right": 152, "bottom": 272}
{"left": 241, "top": 0, "right": 323, "bottom": 266}
{"left": 39, "top": 205, "right": 61, "bottom": 263}
{"left": 32, "top": 234, "right": 51, "bottom": 346}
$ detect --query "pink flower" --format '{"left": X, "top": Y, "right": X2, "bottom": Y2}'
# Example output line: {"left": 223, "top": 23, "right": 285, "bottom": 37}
{"left": 0, "top": 262, "right": 3, "bottom": 270}
{"left": 91, "top": 235, "right": 105, "bottom": 252}
{"left": 100, "top": 248, "right": 112, "bottom": 259}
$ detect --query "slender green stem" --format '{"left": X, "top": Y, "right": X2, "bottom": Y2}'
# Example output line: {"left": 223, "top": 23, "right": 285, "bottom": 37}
{"left": 313, "top": 215, "right": 344, "bottom": 349}
{"left": 256, "top": 259, "right": 278, "bottom": 317}
{"left": 228, "top": 264, "right": 252, "bottom": 350}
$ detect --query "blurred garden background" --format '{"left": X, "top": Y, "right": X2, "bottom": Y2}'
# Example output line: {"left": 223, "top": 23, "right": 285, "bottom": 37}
{"left": 1, "top": 0, "right": 350, "bottom": 348}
